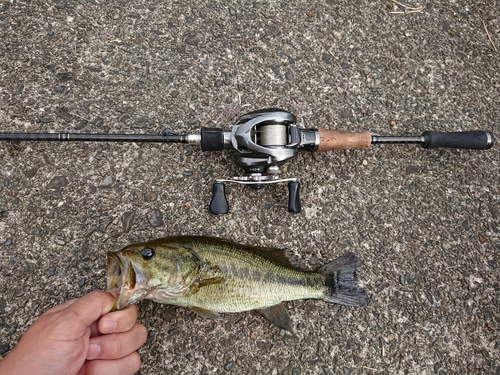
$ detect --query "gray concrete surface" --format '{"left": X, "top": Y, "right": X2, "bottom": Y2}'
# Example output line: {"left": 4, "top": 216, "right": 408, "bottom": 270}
{"left": 1, "top": 1, "right": 499, "bottom": 374}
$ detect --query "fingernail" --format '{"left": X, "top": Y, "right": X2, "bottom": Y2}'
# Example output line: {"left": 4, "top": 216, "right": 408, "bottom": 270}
{"left": 107, "top": 289, "right": 119, "bottom": 298}
{"left": 101, "top": 320, "right": 117, "bottom": 333}
{"left": 87, "top": 343, "right": 101, "bottom": 359}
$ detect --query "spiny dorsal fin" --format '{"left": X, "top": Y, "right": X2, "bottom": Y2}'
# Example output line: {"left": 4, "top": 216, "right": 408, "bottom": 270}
{"left": 259, "top": 303, "right": 293, "bottom": 331}
{"left": 190, "top": 306, "right": 223, "bottom": 320}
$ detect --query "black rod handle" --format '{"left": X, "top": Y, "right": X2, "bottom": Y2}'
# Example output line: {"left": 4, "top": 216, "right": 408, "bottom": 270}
{"left": 422, "top": 131, "right": 495, "bottom": 150}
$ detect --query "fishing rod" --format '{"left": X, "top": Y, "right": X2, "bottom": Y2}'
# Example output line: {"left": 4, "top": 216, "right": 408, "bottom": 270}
{"left": 0, "top": 108, "right": 495, "bottom": 214}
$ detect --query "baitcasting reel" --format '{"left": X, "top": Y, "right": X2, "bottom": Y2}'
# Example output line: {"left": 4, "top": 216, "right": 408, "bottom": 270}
{"left": 199, "top": 109, "right": 319, "bottom": 215}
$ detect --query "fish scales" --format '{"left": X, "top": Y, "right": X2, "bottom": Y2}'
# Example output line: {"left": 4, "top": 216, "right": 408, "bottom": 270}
{"left": 169, "top": 239, "right": 326, "bottom": 312}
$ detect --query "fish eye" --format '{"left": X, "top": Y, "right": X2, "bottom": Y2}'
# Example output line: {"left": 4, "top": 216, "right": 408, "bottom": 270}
{"left": 141, "top": 247, "right": 155, "bottom": 260}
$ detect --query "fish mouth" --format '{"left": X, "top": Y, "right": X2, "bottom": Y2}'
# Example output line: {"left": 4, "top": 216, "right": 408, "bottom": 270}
{"left": 107, "top": 252, "right": 148, "bottom": 310}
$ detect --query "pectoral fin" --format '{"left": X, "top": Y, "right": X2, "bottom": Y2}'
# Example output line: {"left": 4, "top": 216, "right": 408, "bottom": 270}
{"left": 198, "top": 277, "right": 225, "bottom": 288}
{"left": 190, "top": 306, "right": 223, "bottom": 320}
{"left": 259, "top": 303, "right": 293, "bottom": 332}
{"left": 190, "top": 277, "right": 225, "bottom": 294}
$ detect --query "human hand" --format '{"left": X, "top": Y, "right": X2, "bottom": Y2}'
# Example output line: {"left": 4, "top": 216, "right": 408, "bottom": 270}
{"left": 0, "top": 290, "right": 147, "bottom": 375}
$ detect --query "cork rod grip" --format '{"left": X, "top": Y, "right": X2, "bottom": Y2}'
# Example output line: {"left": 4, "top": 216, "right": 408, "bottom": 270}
{"left": 316, "top": 128, "right": 372, "bottom": 151}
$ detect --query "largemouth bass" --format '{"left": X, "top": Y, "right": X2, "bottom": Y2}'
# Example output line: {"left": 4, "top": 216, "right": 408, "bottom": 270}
{"left": 107, "top": 236, "right": 369, "bottom": 331}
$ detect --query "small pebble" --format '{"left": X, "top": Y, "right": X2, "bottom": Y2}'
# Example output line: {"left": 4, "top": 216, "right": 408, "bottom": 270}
{"left": 54, "top": 237, "right": 66, "bottom": 245}
{"left": 362, "top": 159, "right": 368, "bottom": 166}
{"left": 400, "top": 275, "right": 406, "bottom": 286}
{"left": 47, "top": 30, "right": 54, "bottom": 36}
{"left": 224, "top": 361, "right": 235, "bottom": 371}
{"left": 55, "top": 1, "right": 67, "bottom": 9}
{"left": 46, "top": 268, "right": 55, "bottom": 277}
{"left": 92, "top": 117, "right": 104, "bottom": 127}
{"left": 183, "top": 170, "right": 193, "bottom": 177}
{"left": 47, "top": 176, "right": 68, "bottom": 189}
{"left": 146, "top": 209, "right": 164, "bottom": 227}
{"left": 77, "top": 278, "right": 86, "bottom": 287}
{"left": 119, "top": 113, "right": 131, "bottom": 124}
{"left": 340, "top": 109, "right": 352, "bottom": 119}
{"left": 99, "top": 176, "right": 114, "bottom": 188}
{"left": 4, "top": 238, "right": 12, "bottom": 246}
{"left": 285, "top": 71, "right": 294, "bottom": 80}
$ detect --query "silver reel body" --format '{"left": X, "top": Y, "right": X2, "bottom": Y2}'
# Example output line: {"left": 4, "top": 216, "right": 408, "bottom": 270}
{"left": 207, "top": 109, "right": 311, "bottom": 214}
{"left": 230, "top": 109, "right": 299, "bottom": 180}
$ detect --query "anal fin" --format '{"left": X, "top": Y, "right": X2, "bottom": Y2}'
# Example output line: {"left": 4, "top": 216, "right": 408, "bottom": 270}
{"left": 259, "top": 303, "right": 293, "bottom": 332}
{"left": 190, "top": 306, "right": 223, "bottom": 320}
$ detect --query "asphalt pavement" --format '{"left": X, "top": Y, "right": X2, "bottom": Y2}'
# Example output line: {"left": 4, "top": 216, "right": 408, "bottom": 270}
{"left": 0, "top": 1, "right": 499, "bottom": 374}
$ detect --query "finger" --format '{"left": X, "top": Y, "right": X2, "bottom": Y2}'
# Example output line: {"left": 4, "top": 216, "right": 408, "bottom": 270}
{"left": 88, "top": 323, "right": 147, "bottom": 360}
{"left": 84, "top": 352, "right": 141, "bottom": 375}
{"left": 98, "top": 304, "right": 139, "bottom": 334}
{"left": 66, "top": 290, "right": 118, "bottom": 328}
{"left": 90, "top": 320, "right": 101, "bottom": 338}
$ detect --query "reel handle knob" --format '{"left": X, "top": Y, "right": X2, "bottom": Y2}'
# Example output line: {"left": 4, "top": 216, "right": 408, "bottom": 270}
{"left": 288, "top": 180, "right": 301, "bottom": 213}
{"left": 209, "top": 182, "right": 229, "bottom": 215}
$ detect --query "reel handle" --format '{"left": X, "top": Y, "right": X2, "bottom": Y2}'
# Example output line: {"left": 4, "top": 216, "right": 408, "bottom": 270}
{"left": 288, "top": 181, "right": 301, "bottom": 213}
{"left": 316, "top": 129, "right": 372, "bottom": 151}
{"left": 209, "top": 183, "right": 229, "bottom": 215}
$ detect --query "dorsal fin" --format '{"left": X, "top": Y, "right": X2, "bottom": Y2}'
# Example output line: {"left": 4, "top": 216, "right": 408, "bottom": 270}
{"left": 244, "top": 245, "right": 299, "bottom": 268}
{"left": 149, "top": 236, "right": 300, "bottom": 268}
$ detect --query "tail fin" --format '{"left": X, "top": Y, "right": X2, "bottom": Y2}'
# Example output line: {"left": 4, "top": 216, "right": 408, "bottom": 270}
{"left": 318, "top": 253, "right": 369, "bottom": 307}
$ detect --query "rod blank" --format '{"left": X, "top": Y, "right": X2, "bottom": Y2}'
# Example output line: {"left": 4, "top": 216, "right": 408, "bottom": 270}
{"left": 0, "top": 133, "right": 185, "bottom": 143}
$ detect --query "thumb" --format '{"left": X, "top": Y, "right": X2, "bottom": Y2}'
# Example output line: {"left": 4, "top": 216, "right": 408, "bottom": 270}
{"left": 67, "top": 290, "right": 119, "bottom": 328}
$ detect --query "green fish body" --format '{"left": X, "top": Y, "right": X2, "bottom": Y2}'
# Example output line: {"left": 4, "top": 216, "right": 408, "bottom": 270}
{"left": 107, "top": 236, "right": 368, "bottom": 331}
